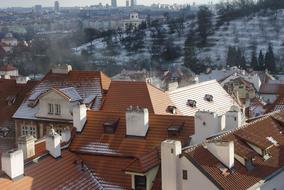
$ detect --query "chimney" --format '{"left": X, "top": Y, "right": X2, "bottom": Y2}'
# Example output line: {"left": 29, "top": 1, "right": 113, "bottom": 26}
{"left": 51, "top": 64, "right": 72, "bottom": 74}
{"left": 191, "top": 111, "right": 220, "bottom": 145}
{"left": 46, "top": 129, "right": 61, "bottom": 158}
{"left": 225, "top": 106, "right": 241, "bottom": 130}
{"left": 126, "top": 106, "right": 149, "bottom": 137}
{"left": 207, "top": 140, "right": 234, "bottom": 169}
{"left": 161, "top": 140, "right": 181, "bottom": 190}
{"left": 73, "top": 104, "right": 87, "bottom": 132}
{"left": 1, "top": 149, "right": 24, "bottom": 180}
{"left": 18, "top": 135, "right": 35, "bottom": 159}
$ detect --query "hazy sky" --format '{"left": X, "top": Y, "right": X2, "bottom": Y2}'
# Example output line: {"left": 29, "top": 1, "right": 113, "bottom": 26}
{"left": 0, "top": 0, "right": 219, "bottom": 8}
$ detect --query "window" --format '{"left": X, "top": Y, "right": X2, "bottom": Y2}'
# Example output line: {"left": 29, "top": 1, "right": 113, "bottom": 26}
{"left": 135, "top": 175, "right": 146, "bottom": 190}
{"left": 182, "top": 170, "right": 188, "bottom": 180}
{"left": 21, "top": 125, "right": 37, "bottom": 138}
{"left": 55, "top": 104, "right": 61, "bottom": 115}
{"left": 48, "top": 103, "right": 54, "bottom": 114}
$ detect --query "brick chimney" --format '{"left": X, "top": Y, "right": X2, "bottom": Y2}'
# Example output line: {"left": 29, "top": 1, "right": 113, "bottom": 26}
{"left": 46, "top": 128, "right": 61, "bottom": 158}
{"left": 18, "top": 135, "right": 35, "bottom": 159}
{"left": 1, "top": 149, "right": 24, "bottom": 180}
{"left": 126, "top": 106, "right": 149, "bottom": 137}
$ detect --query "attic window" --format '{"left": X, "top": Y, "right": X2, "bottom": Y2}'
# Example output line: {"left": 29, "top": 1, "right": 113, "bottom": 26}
{"left": 167, "top": 106, "right": 177, "bottom": 114}
{"left": 103, "top": 119, "right": 119, "bottom": 134}
{"left": 168, "top": 123, "right": 184, "bottom": 137}
{"left": 187, "top": 99, "right": 196, "bottom": 107}
{"left": 204, "top": 94, "right": 213, "bottom": 102}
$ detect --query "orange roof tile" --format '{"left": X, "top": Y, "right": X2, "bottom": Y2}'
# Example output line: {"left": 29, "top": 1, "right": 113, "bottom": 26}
{"left": 0, "top": 150, "right": 103, "bottom": 190}
{"left": 0, "top": 64, "right": 17, "bottom": 72}
{"left": 70, "top": 110, "right": 194, "bottom": 157}
{"left": 183, "top": 111, "right": 284, "bottom": 190}
{"left": 101, "top": 81, "right": 177, "bottom": 115}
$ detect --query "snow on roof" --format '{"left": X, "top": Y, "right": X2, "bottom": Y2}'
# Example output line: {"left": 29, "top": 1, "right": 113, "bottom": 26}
{"left": 59, "top": 87, "right": 82, "bottom": 102}
{"left": 13, "top": 73, "right": 103, "bottom": 120}
{"left": 167, "top": 80, "right": 239, "bottom": 116}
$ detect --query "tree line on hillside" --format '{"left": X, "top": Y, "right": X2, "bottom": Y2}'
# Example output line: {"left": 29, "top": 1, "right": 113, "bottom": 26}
{"left": 226, "top": 43, "right": 276, "bottom": 72}
{"left": 217, "top": 0, "right": 284, "bottom": 25}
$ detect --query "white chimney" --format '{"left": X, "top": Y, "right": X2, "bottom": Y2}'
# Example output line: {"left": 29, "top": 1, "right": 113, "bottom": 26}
{"left": 207, "top": 140, "right": 234, "bottom": 169}
{"left": 126, "top": 106, "right": 149, "bottom": 137}
{"left": 18, "top": 135, "right": 35, "bottom": 159}
{"left": 191, "top": 111, "right": 220, "bottom": 145}
{"left": 1, "top": 149, "right": 24, "bottom": 180}
{"left": 225, "top": 106, "right": 241, "bottom": 130}
{"left": 161, "top": 140, "right": 181, "bottom": 190}
{"left": 73, "top": 104, "right": 87, "bottom": 132}
{"left": 51, "top": 64, "right": 72, "bottom": 74}
{"left": 46, "top": 129, "right": 61, "bottom": 158}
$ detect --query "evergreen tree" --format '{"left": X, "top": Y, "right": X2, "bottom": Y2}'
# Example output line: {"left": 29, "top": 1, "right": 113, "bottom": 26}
{"left": 251, "top": 50, "right": 258, "bottom": 70}
{"left": 197, "top": 6, "right": 212, "bottom": 45}
{"left": 258, "top": 50, "right": 265, "bottom": 70}
{"left": 184, "top": 30, "right": 204, "bottom": 73}
{"left": 264, "top": 44, "right": 276, "bottom": 72}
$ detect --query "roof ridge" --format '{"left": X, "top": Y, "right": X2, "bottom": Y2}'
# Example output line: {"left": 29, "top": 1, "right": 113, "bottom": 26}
{"left": 168, "top": 80, "right": 218, "bottom": 94}
{"left": 183, "top": 111, "right": 281, "bottom": 153}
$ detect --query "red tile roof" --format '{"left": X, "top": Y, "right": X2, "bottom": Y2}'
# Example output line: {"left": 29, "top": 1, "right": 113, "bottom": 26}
{"left": 70, "top": 110, "right": 194, "bottom": 189}
{"left": 101, "top": 81, "right": 178, "bottom": 115}
{"left": 0, "top": 64, "right": 17, "bottom": 72}
{"left": 80, "top": 154, "right": 132, "bottom": 189}
{"left": 0, "top": 150, "right": 103, "bottom": 190}
{"left": 0, "top": 79, "right": 38, "bottom": 130}
{"left": 124, "top": 148, "right": 160, "bottom": 173}
{"left": 259, "top": 83, "right": 284, "bottom": 94}
{"left": 183, "top": 111, "right": 284, "bottom": 190}
{"left": 70, "top": 110, "right": 194, "bottom": 157}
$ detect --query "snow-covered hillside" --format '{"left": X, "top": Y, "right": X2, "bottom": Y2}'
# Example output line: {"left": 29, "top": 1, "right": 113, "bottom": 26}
{"left": 73, "top": 9, "right": 284, "bottom": 69}
{"left": 199, "top": 9, "right": 284, "bottom": 65}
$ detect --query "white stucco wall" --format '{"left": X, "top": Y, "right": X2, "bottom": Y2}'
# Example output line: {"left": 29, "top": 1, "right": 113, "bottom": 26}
{"left": 260, "top": 94, "right": 278, "bottom": 103}
{"left": 36, "top": 91, "right": 73, "bottom": 120}
{"left": 191, "top": 111, "right": 221, "bottom": 145}
{"left": 177, "top": 156, "right": 219, "bottom": 190}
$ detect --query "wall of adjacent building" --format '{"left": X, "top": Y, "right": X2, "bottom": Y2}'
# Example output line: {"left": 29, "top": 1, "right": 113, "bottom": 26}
{"left": 36, "top": 91, "right": 73, "bottom": 121}
{"left": 177, "top": 156, "right": 219, "bottom": 190}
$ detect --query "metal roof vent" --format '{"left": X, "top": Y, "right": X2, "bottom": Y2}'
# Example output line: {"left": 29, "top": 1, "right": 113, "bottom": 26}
{"left": 167, "top": 106, "right": 177, "bottom": 114}
{"left": 187, "top": 99, "right": 196, "bottom": 107}
{"left": 103, "top": 119, "right": 119, "bottom": 134}
{"left": 204, "top": 94, "right": 213, "bottom": 102}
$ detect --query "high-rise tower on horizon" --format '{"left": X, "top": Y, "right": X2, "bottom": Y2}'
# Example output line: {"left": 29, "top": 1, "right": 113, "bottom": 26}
{"left": 111, "top": 0, "right": 117, "bottom": 7}
{"left": 131, "top": 0, "right": 137, "bottom": 7}
{"left": 54, "top": 1, "right": 60, "bottom": 12}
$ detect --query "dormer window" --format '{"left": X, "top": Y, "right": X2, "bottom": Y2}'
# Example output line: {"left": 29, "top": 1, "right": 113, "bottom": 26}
{"left": 204, "top": 94, "right": 213, "bottom": 102}
{"left": 48, "top": 103, "right": 54, "bottom": 114}
{"left": 187, "top": 99, "right": 196, "bottom": 107}
{"left": 168, "top": 123, "right": 184, "bottom": 137}
{"left": 167, "top": 106, "right": 177, "bottom": 114}
{"left": 103, "top": 119, "right": 119, "bottom": 134}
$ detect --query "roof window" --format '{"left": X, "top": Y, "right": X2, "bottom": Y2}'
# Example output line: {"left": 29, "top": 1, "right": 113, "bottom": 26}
{"left": 204, "top": 94, "right": 213, "bottom": 102}
{"left": 187, "top": 99, "right": 196, "bottom": 107}
{"left": 103, "top": 118, "right": 119, "bottom": 134}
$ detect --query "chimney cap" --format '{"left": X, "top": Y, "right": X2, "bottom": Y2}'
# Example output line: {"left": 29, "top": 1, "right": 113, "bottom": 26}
{"left": 18, "top": 135, "right": 36, "bottom": 143}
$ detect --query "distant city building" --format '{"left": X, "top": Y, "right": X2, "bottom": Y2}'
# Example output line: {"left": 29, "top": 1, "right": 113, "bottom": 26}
{"left": 54, "top": 1, "right": 60, "bottom": 12}
{"left": 122, "top": 12, "right": 144, "bottom": 30}
{"left": 33, "top": 5, "right": 42, "bottom": 15}
{"left": 126, "top": 0, "right": 130, "bottom": 7}
{"left": 111, "top": 0, "right": 117, "bottom": 8}
{"left": 131, "top": 0, "right": 137, "bottom": 7}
